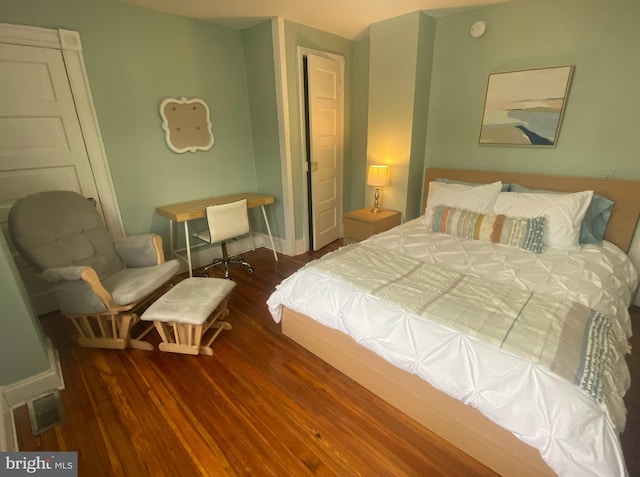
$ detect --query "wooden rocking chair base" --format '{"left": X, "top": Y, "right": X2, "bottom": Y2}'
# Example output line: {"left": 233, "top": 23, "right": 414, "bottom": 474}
{"left": 155, "top": 312, "right": 232, "bottom": 355}
{"left": 68, "top": 312, "right": 156, "bottom": 351}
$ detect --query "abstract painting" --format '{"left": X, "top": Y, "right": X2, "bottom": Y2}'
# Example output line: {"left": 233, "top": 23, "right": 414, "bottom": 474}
{"left": 479, "top": 65, "right": 573, "bottom": 146}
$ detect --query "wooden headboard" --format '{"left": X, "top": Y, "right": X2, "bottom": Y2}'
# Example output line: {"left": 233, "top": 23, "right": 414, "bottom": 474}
{"left": 422, "top": 168, "right": 640, "bottom": 253}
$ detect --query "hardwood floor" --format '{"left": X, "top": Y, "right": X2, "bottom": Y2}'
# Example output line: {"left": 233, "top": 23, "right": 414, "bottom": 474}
{"left": 14, "top": 243, "right": 640, "bottom": 476}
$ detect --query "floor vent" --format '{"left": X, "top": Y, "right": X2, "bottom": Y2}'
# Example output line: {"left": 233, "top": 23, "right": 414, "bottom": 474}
{"left": 27, "top": 389, "right": 66, "bottom": 435}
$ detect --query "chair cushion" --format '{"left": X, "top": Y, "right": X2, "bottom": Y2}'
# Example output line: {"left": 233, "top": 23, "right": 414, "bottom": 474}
{"left": 192, "top": 228, "right": 212, "bottom": 243}
{"left": 142, "top": 277, "right": 236, "bottom": 325}
{"left": 103, "top": 260, "right": 180, "bottom": 306}
{"left": 205, "top": 199, "right": 250, "bottom": 244}
{"left": 8, "top": 190, "right": 123, "bottom": 280}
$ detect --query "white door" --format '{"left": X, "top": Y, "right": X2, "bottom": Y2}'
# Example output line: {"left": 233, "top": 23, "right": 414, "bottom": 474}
{"left": 0, "top": 42, "right": 101, "bottom": 314}
{"left": 307, "top": 54, "right": 343, "bottom": 251}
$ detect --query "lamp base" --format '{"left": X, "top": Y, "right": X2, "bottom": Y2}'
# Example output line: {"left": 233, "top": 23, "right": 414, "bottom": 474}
{"left": 371, "top": 188, "right": 381, "bottom": 213}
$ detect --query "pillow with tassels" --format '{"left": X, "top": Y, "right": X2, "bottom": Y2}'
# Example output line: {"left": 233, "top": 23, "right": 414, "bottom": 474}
{"left": 431, "top": 205, "right": 545, "bottom": 253}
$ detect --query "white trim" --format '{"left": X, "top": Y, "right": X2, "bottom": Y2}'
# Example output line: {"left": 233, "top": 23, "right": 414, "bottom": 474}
{"left": 296, "top": 48, "right": 311, "bottom": 252}
{"left": 2, "top": 339, "right": 65, "bottom": 409}
{"left": 271, "top": 17, "right": 295, "bottom": 256}
{"left": 293, "top": 238, "right": 308, "bottom": 256}
{"left": 0, "top": 22, "right": 125, "bottom": 240}
{"left": 296, "top": 48, "right": 345, "bottom": 252}
{"left": 0, "top": 22, "right": 59, "bottom": 48}
{"left": 0, "top": 392, "right": 16, "bottom": 451}
{"left": 58, "top": 29, "right": 126, "bottom": 240}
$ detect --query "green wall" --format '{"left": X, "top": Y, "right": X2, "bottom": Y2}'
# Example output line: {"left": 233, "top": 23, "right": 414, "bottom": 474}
{"left": 425, "top": 0, "right": 640, "bottom": 181}
{"left": 243, "top": 20, "right": 285, "bottom": 238}
{"left": 0, "top": 234, "right": 49, "bottom": 386}
{"left": 349, "top": 37, "right": 370, "bottom": 212}
{"left": 284, "top": 20, "right": 353, "bottom": 240}
{"left": 1, "top": 0, "right": 259, "bottom": 249}
{"left": 367, "top": 12, "right": 435, "bottom": 219}
{"left": 407, "top": 13, "right": 436, "bottom": 219}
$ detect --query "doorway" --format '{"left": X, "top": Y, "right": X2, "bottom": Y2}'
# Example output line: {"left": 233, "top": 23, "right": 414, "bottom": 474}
{"left": 298, "top": 48, "right": 345, "bottom": 251}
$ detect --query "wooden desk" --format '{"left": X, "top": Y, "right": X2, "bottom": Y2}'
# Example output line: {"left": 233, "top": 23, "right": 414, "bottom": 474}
{"left": 156, "top": 193, "right": 277, "bottom": 277}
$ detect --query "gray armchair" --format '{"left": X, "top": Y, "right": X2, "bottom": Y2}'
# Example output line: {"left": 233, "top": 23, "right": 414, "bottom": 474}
{"left": 8, "top": 190, "right": 180, "bottom": 350}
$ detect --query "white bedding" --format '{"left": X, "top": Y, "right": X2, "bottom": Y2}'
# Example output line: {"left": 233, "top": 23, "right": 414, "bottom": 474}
{"left": 267, "top": 218, "right": 638, "bottom": 477}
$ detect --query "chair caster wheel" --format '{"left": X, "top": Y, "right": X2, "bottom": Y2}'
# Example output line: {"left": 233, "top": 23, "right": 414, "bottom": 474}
{"left": 247, "top": 267, "right": 254, "bottom": 275}
{"left": 202, "top": 272, "right": 209, "bottom": 277}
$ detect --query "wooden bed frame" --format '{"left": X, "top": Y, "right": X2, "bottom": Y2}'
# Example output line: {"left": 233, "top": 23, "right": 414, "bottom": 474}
{"left": 282, "top": 168, "right": 640, "bottom": 476}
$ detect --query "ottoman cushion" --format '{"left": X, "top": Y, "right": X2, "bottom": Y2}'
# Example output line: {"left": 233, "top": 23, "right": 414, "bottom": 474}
{"left": 142, "top": 277, "right": 235, "bottom": 325}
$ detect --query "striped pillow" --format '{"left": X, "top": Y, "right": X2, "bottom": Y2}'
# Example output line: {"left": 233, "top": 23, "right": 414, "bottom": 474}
{"left": 431, "top": 205, "right": 545, "bottom": 253}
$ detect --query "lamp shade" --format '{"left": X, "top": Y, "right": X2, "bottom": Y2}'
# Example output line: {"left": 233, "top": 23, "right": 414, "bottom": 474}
{"left": 367, "top": 165, "right": 389, "bottom": 187}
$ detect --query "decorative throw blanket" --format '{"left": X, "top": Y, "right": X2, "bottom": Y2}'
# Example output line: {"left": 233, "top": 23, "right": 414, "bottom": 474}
{"left": 309, "top": 244, "right": 625, "bottom": 424}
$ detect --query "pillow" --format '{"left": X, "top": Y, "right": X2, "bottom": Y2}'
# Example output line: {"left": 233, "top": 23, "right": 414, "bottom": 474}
{"left": 424, "top": 180, "right": 503, "bottom": 227}
{"left": 509, "top": 184, "right": 614, "bottom": 246}
{"left": 436, "top": 177, "right": 511, "bottom": 192}
{"left": 431, "top": 205, "right": 545, "bottom": 253}
{"left": 493, "top": 190, "right": 593, "bottom": 250}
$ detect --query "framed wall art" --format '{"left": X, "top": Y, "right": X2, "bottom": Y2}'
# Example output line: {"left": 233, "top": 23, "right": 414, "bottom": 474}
{"left": 159, "top": 97, "right": 214, "bottom": 153}
{"left": 479, "top": 65, "right": 574, "bottom": 146}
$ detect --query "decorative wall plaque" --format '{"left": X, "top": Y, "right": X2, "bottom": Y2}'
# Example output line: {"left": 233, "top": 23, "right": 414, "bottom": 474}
{"left": 159, "top": 97, "right": 214, "bottom": 153}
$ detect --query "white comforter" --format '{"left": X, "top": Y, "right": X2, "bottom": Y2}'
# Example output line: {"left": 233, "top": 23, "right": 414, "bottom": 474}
{"left": 267, "top": 218, "right": 638, "bottom": 477}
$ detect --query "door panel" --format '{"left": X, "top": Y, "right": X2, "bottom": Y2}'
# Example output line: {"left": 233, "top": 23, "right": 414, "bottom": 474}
{"left": 0, "top": 42, "right": 100, "bottom": 314}
{"left": 307, "top": 54, "right": 343, "bottom": 251}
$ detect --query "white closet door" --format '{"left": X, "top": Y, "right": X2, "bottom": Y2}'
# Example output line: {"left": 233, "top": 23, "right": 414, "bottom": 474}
{"left": 307, "top": 53, "right": 343, "bottom": 251}
{"left": 0, "top": 42, "right": 101, "bottom": 314}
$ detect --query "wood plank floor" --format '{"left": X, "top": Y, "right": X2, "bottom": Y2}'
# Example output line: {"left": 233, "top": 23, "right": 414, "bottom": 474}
{"left": 14, "top": 243, "right": 640, "bottom": 476}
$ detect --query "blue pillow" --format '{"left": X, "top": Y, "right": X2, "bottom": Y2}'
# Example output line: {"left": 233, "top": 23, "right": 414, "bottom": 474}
{"left": 509, "top": 184, "right": 614, "bottom": 246}
{"left": 436, "top": 177, "right": 511, "bottom": 192}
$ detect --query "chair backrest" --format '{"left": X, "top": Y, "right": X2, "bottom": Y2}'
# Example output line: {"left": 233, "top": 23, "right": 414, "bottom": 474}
{"left": 8, "top": 191, "right": 123, "bottom": 279}
{"left": 205, "top": 199, "right": 250, "bottom": 244}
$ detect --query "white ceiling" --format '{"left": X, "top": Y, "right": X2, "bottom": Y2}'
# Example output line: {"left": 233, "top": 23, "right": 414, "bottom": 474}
{"left": 120, "top": 0, "right": 507, "bottom": 40}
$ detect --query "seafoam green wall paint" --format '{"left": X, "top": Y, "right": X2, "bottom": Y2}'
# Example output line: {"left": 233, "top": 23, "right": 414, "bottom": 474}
{"left": 0, "top": 234, "right": 49, "bottom": 386}
{"left": 407, "top": 13, "right": 436, "bottom": 219}
{"left": 349, "top": 37, "right": 370, "bottom": 212}
{"left": 425, "top": 0, "right": 640, "bottom": 180}
{"left": 1, "top": 0, "right": 258, "bottom": 251}
{"left": 367, "top": 12, "right": 426, "bottom": 218}
{"left": 243, "top": 21, "right": 285, "bottom": 238}
{"left": 284, "top": 20, "right": 352, "bottom": 240}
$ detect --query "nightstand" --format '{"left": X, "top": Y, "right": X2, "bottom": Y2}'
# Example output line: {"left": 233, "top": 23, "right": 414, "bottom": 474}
{"left": 343, "top": 208, "right": 401, "bottom": 244}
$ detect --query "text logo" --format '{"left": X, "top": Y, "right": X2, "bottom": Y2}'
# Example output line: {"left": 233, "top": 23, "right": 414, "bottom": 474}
{"left": 0, "top": 452, "right": 77, "bottom": 476}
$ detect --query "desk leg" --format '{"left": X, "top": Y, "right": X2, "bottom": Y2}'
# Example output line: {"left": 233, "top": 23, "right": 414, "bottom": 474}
{"left": 183, "top": 221, "right": 193, "bottom": 277}
{"left": 169, "top": 219, "right": 175, "bottom": 259}
{"left": 249, "top": 223, "right": 256, "bottom": 251}
{"left": 261, "top": 205, "right": 278, "bottom": 261}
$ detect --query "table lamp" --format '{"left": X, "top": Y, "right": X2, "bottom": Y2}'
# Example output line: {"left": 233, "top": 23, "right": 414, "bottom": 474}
{"left": 367, "top": 165, "right": 389, "bottom": 213}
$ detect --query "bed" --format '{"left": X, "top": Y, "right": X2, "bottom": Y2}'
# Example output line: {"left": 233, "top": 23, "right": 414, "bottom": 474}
{"left": 267, "top": 168, "right": 640, "bottom": 477}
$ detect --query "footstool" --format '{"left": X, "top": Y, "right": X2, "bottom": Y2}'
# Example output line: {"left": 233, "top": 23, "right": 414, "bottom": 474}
{"left": 141, "top": 277, "right": 235, "bottom": 355}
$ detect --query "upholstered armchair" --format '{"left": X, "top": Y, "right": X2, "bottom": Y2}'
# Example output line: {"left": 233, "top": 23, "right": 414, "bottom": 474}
{"left": 8, "top": 190, "right": 180, "bottom": 350}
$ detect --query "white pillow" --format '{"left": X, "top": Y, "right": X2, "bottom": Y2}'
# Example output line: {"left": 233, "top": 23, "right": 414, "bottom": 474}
{"left": 493, "top": 190, "right": 593, "bottom": 250}
{"left": 424, "top": 181, "right": 503, "bottom": 227}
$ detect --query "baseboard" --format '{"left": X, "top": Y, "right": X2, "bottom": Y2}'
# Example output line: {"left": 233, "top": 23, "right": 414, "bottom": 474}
{"left": 2, "top": 338, "right": 65, "bottom": 409}
{"left": 185, "top": 233, "right": 290, "bottom": 271}
{"left": 294, "top": 238, "right": 308, "bottom": 255}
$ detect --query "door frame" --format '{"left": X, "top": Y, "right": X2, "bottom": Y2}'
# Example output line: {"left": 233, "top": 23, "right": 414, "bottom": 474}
{"left": 0, "top": 23, "right": 125, "bottom": 240}
{"left": 296, "top": 47, "right": 345, "bottom": 252}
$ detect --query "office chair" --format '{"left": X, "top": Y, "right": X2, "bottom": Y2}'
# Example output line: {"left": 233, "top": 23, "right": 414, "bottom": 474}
{"left": 192, "top": 199, "right": 254, "bottom": 279}
{"left": 8, "top": 190, "right": 180, "bottom": 350}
